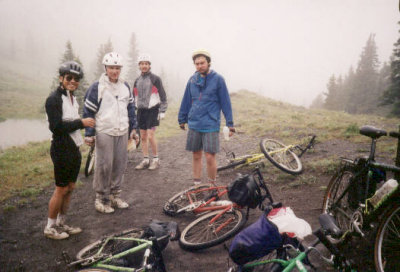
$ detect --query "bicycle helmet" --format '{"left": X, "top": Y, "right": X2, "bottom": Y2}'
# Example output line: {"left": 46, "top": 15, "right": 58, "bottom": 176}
{"left": 137, "top": 54, "right": 151, "bottom": 64}
{"left": 192, "top": 49, "right": 211, "bottom": 62}
{"left": 59, "top": 61, "right": 84, "bottom": 79}
{"left": 102, "top": 52, "right": 123, "bottom": 66}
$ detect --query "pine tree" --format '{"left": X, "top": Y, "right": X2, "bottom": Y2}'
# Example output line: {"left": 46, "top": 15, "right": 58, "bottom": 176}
{"left": 93, "top": 38, "right": 114, "bottom": 80}
{"left": 309, "top": 93, "right": 325, "bottom": 109}
{"left": 324, "top": 75, "right": 339, "bottom": 110}
{"left": 381, "top": 21, "right": 400, "bottom": 116}
{"left": 126, "top": 33, "right": 139, "bottom": 88}
{"left": 347, "top": 34, "right": 380, "bottom": 114}
{"left": 50, "top": 40, "right": 88, "bottom": 112}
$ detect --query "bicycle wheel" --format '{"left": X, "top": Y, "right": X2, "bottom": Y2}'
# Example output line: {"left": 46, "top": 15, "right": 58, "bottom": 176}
{"left": 84, "top": 146, "right": 95, "bottom": 177}
{"left": 322, "top": 168, "right": 356, "bottom": 234}
{"left": 163, "top": 184, "right": 214, "bottom": 216}
{"left": 179, "top": 209, "right": 247, "bottom": 251}
{"left": 260, "top": 138, "right": 302, "bottom": 175}
{"left": 217, "top": 159, "right": 247, "bottom": 172}
{"left": 374, "top": 202, "right": 400, "bottom": 272}
{"left": 76, "top": 228, "right": 144, "bottom": 266}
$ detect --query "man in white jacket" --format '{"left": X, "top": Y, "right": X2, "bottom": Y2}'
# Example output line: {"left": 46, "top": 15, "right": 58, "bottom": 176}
{"left": 83, "top": 52, "right": 138, "bottom": 214}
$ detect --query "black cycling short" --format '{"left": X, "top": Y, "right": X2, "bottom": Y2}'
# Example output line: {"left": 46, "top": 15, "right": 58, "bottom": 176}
{"left": 137, "top": 106, "right": 160, "bottom": 130}
{"left": 50, "top": 140, "right": 81, "bottom": 187}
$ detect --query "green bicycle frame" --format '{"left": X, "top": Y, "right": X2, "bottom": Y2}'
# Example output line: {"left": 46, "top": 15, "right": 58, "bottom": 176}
{"left": 90, "top": 237, "right": 154, "bottom": 272}
{"left": 241, "top": 251, "right": 309, "bottom": 272}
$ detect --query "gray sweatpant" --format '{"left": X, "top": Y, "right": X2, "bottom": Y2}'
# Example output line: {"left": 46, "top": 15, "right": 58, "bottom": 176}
{"left": 94, "top": 132, "right": 128, "bottom": 202}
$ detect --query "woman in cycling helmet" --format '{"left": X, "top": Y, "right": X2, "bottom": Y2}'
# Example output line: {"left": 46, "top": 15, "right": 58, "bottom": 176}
{"left": 44, "top": 61, "right": 95, "bottom": 240}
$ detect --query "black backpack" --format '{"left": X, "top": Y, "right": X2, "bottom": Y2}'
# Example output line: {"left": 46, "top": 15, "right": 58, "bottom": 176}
{"left": 228, "top": 174, "right": 262, "bottom": 209}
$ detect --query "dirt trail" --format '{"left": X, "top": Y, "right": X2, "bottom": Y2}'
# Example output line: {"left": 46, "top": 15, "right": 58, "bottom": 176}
{"left": 0, "top": 132, "right": 376, "bottom": 271}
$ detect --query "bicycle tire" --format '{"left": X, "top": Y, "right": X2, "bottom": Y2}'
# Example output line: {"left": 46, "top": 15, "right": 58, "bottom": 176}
{"left": 322, "top": 167, "right": 357, "bottom": 234}
{"left": 163, "top": 184, "right": 214, "bottom": 216}
{"left": 374, "top": 202, "right": 400, "bottom": 272}
{"left": 217, "top": 159, "right": 247, "bottom": 172}
{"left": 179, "top": 209, "right": 247, "bottom": 251}
{"left": 84, "top": 146, "right": 95, "bottom": 177}
{"left": 260, "top": 138, "right": 302, "bottom": 175}
{"left": 76, "top": 228, "right": 144, "bottom": 266}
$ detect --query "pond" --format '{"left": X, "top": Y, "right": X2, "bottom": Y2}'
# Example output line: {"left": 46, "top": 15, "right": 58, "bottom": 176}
{"left": 0, "top": 119, "right": 51, "bottom": 150}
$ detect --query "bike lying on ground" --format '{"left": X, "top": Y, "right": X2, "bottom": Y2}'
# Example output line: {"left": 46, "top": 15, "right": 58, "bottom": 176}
{"left": 227, "top": 212, "right": 356, "bottom": 272}
{"left": 67, "top": 221, "right": 179, "bottom": 272}
{"left": 163, "top": 182, "right": 246, "bottom": 251}
{"left": 218, "top": 135, "right": 316, "bottom": 175}
{"left": 164, "top": 166, "right": 310, "bottom": 251}
{"left": 322, "top": 125, "right": 400, "bottom": 272}
{"left": 224, "top": 169, "right": 356, "bottom": 272}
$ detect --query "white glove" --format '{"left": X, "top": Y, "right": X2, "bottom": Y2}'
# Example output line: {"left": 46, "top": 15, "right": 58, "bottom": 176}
{"left": 160, "top": 112, "right": 166, "bottom": 120}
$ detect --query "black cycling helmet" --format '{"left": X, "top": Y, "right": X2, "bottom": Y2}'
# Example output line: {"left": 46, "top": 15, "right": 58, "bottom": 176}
{"left": 59, "top": 61, "right": 84, "bottom": 79}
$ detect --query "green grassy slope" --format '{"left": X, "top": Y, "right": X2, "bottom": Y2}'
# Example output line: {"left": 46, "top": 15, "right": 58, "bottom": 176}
{"left": 1, "top": 88, "right": 399, "bottom": 208}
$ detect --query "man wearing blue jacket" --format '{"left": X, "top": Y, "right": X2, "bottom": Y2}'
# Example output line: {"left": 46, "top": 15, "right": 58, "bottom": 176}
{"left": 178, "top": 50, "right": 235, "bottom": 185}
{"left": 83, "top": 52, "right": 138, "bottom": 213}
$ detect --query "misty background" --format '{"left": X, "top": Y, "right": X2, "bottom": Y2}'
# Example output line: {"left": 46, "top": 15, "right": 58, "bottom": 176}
{"left": 0, "top": 0, "right": 398, "bottom": 107}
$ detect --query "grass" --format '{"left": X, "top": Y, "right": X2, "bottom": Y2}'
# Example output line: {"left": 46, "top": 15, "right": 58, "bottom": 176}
{"left": 1, "top": 88, "right": 400, "bottom": 208}
{"left": 0, "top": 69, "right": 49, "bottom": 120}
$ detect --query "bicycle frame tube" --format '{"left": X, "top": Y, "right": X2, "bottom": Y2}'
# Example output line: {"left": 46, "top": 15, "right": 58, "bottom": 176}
{"left": 241, "top": 252, "right": 309, "bottom": 272}
{"left": 188, "top": 186, "right": 235, "bottom": 214}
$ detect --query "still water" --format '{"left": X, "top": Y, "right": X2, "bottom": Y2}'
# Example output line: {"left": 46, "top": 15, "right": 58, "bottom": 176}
{"left": 0, "top": 119, "right": 51, "bottom": 150}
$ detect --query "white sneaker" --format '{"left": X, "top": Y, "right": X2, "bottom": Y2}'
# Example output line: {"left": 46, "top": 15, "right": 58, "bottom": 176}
{"left": 95, "top": 199, "right": 115, "bottom": 213}
{"left": 58, "top": 224, "right": 82, "bottom": 235}
{"left": 44, "top": 226, "right": 69, "bottom": 240}
{"left": 135, "top": 159, "right": 150, "bottom": 170}
{"left": 148, "top": 159, "right": 160, "bottom": 170}
{"left": 110, "top": 196, "right": 129, "bottom": 209}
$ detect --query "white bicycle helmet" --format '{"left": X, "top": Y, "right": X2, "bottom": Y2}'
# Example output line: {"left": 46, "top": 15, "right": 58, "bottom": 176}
{"left": 137, "top": 54, "right": 151, "bottom": 64}
{"left": 102, "top": 52, "right": 123, "bottom": 66}
{"left": 192, "top": 49, "right": 211, "bottom": 62}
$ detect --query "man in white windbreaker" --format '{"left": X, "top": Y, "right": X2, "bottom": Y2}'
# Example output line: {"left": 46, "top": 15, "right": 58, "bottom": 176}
{"left": 83, "top": 52, "right": 138, "bottom": 214}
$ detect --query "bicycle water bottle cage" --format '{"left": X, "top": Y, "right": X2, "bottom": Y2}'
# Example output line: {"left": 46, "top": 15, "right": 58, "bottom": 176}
{"left": 359, "top": 126, "right": 387, "bottom": 139}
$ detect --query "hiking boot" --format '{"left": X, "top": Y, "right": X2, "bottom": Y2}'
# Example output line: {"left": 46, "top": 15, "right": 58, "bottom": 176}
{"left": 95, "top": 199, "right": 115, "bottom": 213}
{"left": 44, "top": 226, "right": 69, "bottom": 240}
{"left": 110, "top": 196, "right": 129, "bottom": 209}
{"left": 135, "top": 159, "right": 150, "bottom": 170}
{"left": 148, "top": 159, "right": 160, "bottom": 170}
{"left": 58, "top": 224, "right": 82, "bottom": 235}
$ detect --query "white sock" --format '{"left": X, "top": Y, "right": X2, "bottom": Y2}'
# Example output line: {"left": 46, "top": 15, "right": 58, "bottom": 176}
{"left": 56, "top": 213, "right": 66, "bottom": 226}
{"left": 47, "top": 218, "right": 56, "bottom": 228}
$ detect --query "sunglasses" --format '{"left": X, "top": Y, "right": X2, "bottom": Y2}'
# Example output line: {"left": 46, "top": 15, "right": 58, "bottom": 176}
{"left": 65, "top": 74, "right": 81, "bottom": 82}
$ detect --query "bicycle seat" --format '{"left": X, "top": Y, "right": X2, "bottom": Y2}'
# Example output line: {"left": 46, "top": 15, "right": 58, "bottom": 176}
{"left": 359, "top": 125, "right": 387, "bottom": 139}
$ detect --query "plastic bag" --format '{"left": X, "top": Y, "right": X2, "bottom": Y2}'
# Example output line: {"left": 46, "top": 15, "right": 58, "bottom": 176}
{"left": 267, "top": 206, "right": 312, "bottom": 239}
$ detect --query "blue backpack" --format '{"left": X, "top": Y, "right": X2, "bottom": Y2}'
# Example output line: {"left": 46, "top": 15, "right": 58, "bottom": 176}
{"left": 229, "top": 213, "right": 282, "bottom": 265}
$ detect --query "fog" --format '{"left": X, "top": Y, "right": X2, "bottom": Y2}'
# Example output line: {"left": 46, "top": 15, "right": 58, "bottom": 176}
{"left": 0, "top": 0, "right": 398, "bottom": 106}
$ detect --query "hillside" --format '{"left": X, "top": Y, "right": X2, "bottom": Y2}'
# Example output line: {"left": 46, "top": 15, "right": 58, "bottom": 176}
{"left": 1, "top": 89, "right": 400, "bottom": 271}
{"left": 0, "top": 64, "right": 50, "bottom": 120}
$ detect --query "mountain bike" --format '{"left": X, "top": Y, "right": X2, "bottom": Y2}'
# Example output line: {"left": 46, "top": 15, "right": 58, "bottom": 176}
{"left": 218, "top": 135, "right": 316, "bottom": 175}
{"left": 322, "top": 125, "right": 400, "bottom": 272}
{"left": 223, "top": 166, "right": 356, "bottom": 272}
{"left": 67, "top": 223, "right": 178, "bottom": 272}
{"left": 227, "top": 213, "right": 356, "bottom": 272}
{"left": 163, "top": 183, "right": 247, "bottom": 251}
